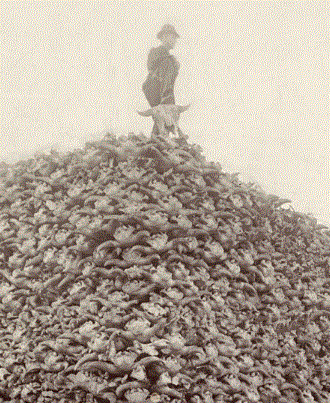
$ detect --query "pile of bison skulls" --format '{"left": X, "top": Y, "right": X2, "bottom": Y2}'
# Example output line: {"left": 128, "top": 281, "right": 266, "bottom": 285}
{"left": 0, "top": 132, "right": 330, "bottom": 402}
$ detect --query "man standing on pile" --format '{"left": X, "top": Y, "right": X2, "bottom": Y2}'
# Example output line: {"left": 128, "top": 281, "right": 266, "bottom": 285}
{"left": 142, "top": 24, "right": 180, "bottom": 136}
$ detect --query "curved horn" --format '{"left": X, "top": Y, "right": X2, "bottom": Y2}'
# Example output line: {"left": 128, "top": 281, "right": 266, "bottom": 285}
{"left": 137, "top": 109, "right": 153, "bottom": 117}
{"left": 177, "top": 104, "right": 191, "bottom": 113}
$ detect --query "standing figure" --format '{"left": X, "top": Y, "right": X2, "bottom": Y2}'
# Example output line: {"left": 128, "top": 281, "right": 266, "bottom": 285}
{"left": 142, "top": 24, "right": 180, "bottom": 135}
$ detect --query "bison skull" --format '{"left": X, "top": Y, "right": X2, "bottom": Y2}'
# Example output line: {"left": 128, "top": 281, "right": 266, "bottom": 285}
{"left": 137, "top": 104, "right": 190, "bottom": 137}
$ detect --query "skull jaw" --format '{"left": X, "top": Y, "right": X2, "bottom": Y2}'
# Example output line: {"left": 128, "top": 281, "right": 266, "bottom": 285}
{"left": 158, "top": 123, "right": 179, "bottom": 138}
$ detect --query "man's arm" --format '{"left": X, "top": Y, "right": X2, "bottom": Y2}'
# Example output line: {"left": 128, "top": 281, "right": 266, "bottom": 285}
{"left": 147, "top": 46, "right": 169, "bottom": 72}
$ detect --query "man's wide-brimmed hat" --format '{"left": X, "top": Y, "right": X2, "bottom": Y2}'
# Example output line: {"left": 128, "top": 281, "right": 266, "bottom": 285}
{"left": 157, "top": 24, "right": 180, "bottom": 39}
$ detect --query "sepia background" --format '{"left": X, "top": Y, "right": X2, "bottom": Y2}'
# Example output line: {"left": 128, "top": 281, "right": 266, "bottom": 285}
{"left": 1, "top": 1, "right": 329, "bottom": 225}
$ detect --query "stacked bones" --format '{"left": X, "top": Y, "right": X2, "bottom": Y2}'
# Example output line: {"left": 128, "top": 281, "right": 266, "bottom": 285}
{"left": 0, "top": 133, "right": 330, "bottom": 403}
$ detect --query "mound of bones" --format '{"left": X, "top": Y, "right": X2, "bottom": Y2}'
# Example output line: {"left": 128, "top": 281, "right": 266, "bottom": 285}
{"left": 0, "top": 133, "right": 330, "bottom": 403}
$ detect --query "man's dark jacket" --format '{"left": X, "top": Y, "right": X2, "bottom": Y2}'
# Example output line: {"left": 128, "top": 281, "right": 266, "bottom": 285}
{"left": 142, "top": 45, "right": 180, "bottom": 107}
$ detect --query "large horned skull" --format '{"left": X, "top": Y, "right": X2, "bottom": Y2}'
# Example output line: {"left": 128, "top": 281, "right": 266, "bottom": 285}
{"left": 137, "top": 104, "right": 190, "bottom": 137}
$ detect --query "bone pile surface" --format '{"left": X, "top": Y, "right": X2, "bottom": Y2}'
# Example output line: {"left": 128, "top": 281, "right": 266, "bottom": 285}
{"left": 0, "top": 133, "right": 329, "bottom": 403}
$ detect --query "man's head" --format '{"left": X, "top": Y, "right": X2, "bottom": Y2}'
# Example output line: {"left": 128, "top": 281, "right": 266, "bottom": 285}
{"left": 160, "top": 33, "right": 177, "bottom": 50}
{"left": 157, "top": 24, "right": 179, "bottom": 50}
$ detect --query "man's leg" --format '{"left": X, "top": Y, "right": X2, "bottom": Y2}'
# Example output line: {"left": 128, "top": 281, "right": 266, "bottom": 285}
{"left": 143, "top": 77, "right": 162, "bottom": 107}
{"left": 142, "top": 80, "right": 163, "bottom": 137}
{"left": 151, "top": 117, "right": 160, "bottom": 137}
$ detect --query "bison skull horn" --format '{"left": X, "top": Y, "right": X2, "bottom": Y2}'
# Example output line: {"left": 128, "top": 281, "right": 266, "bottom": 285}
{"left": 137, "top": 109, "right": 154, "bottom": 117}
{"left": 177, "top": 104, "right": 191, "bottom": 113}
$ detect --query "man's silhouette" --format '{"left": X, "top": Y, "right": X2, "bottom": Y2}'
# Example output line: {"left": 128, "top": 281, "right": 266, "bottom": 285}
{"left": 142, "top": 24, "right": 180, "bottom": 136}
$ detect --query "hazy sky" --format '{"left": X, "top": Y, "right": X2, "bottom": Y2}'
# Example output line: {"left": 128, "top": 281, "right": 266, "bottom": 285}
{"left": 1, "top": 1, "right": 329, "bottom": 225}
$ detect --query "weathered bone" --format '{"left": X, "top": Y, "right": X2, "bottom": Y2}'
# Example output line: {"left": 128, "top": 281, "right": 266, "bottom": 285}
{"left": 176, "top": 104, "right": 190, "bottom": 113}
{"left": 137, "top": 104, "right": 190, "bottom": 137}
{"left": 137, "top": 109, "right": 153, "bottom": 117}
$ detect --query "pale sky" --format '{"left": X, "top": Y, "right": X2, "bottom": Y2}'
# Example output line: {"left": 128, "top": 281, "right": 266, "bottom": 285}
{"left": 1, "top": 1, "right": 329, "bottom": 225}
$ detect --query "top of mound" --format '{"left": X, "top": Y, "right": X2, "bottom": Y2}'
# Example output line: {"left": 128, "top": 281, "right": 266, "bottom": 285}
{"left": 1, "top": 132, "right": 329, "bottom": 237}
